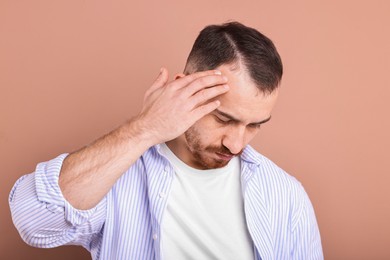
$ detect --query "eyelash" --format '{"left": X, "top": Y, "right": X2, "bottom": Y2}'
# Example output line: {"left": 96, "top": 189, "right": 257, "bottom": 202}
{"left": 249, "top": 124, "right": 261, "bottom": 129}
{"left": 214, "top": 116, "right": 261, "bottom": 129}
{"left": 215, "top": 116, "right": 232, "bottom": 124}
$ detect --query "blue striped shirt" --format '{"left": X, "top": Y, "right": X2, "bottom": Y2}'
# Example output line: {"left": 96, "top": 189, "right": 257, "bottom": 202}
{"left": 9, "top": 144, "right": 323, "bottom": 259}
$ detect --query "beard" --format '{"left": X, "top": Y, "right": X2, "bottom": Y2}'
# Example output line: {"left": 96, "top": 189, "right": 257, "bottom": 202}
{"left": 184, "top": 125, "right": 242, "bottom": 170}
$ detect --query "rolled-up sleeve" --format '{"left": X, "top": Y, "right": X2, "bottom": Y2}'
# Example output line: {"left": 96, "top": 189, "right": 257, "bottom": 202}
{"left": 9, "top": 154, "right": 107, "bottom": 250}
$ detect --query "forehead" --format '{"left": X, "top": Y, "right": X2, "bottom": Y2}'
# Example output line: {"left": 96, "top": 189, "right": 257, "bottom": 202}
{"left": 216, "top": 64, "right": 279, "bottom": 122}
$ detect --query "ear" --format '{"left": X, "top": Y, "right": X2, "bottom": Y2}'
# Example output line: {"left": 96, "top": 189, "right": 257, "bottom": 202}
{"left": 174, "top": 73, "right": 185, "bottom": 80}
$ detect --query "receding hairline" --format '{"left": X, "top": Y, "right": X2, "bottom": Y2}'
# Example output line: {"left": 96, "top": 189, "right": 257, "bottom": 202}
{"left": 184, "top": 59, "right": 281, "bottom": 96}
{"left": 183, "top": 21, "right": 283, "bottom": 93}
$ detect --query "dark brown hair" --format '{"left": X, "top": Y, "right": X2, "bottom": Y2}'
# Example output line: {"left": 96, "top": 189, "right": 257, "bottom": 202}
{"left": 184, "top": 21, "right": 283, "bottom": 93}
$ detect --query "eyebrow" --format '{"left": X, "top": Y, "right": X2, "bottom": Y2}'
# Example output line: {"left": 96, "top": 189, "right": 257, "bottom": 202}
{"left": 215, "top": 109, "right": 272, "bottom": 125}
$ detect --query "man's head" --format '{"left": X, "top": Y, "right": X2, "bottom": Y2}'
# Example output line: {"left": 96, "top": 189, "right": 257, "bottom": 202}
{"left": 184, "top": 21, "right": 283, "bottom": 94}
{"left": 169, "top": 22, "right": 283, "bottom": 170}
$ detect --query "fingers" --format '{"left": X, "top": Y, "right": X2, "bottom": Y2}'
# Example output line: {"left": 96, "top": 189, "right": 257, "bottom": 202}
{"left": 189, "top": 84, "right": 229, "bottom": 108}
{"left": 173, "top": 70, "right": 229, "bottom": 112}
{"left": 154, "top": 67, "right": 169, "bottom": 89}
{"left": 144, "top": 67, "right": 169, "bottom": 99}
{"left": 173, "top": 70, "right": 224, "bottom": 89}
{"left": 192, "top": 100, "right": 221, "bottom": 121}
{"left": 182, "top": 74, "right": 227, "bottom": 98}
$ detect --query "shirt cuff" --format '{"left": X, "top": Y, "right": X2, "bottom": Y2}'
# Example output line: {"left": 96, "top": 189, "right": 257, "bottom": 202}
{"left": 35, "top": 153, "right": 99, "bottom": 226}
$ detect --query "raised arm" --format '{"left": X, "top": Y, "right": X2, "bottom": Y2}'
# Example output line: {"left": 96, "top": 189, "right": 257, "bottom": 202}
{"left": 58, "top": 68, "right": 229, "bottom": 209}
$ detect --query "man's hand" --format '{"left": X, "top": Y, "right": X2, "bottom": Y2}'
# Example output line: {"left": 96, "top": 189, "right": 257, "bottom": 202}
{"left": 136, "top": 67, "right": 229, "bottom": 145}
{"left": 58, "top": 68, "right": 228, "bottom": 210}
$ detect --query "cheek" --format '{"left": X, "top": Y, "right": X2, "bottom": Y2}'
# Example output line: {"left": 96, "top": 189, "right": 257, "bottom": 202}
{"left": 190, "top": 116, "right": 228, "bottom": 144}
{"left": 196, "top": 117, "right": 222, "bottom": 134}
{"left": 193, "top": 127, "right": 223, "bottom": 147}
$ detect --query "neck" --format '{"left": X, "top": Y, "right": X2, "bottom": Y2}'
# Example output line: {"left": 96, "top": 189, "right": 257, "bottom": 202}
{"left": 166, "top": 135, "right": 189, "bottom": 164}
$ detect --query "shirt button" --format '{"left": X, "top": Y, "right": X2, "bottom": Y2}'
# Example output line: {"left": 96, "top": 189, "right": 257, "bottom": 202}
{"left": 152, "top": 234, "right": 158, "bottom": 240}
{"left": 159, "top": 192, "right": 166, "bottom": 198}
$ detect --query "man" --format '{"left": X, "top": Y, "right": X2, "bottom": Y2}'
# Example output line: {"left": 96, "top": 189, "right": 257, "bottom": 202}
{"left": 9, "top": 22, "right": 323, "bottom": 259}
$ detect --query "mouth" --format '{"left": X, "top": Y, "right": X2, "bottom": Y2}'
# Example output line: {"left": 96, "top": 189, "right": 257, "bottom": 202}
{"left": 215, "top": 152, "right": 234, "bottom": 161}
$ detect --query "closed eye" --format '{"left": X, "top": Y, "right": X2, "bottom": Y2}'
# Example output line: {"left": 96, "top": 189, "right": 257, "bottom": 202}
{"left": 213, "top": 110, "right": 271, "bottom": 129}
{"left": 214, "top": 116, "right": 234, "bottom": 124}
{"left": 248, "top": 123, "right": 262, "bottom": 129}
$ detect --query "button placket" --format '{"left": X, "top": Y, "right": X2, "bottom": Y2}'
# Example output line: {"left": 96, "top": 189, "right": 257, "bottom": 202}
{"left": 163, "top": 165, "right": 169, "bottom": 176}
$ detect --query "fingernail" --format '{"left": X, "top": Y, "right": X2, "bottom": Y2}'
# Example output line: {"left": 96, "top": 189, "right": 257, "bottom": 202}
{"left": 214, "top": 70, "right": 222, "bottom": 75}
{"left": 223, "top": 84, "right": 229, "bottom": 90}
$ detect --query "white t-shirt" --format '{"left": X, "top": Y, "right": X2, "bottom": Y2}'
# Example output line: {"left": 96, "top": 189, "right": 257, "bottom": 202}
{"left": 160, "top": 143, "right": 254, "bottom": 260}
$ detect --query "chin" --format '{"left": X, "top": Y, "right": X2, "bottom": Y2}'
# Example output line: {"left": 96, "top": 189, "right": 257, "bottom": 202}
{"left": 195, "top": 157, "right": 229, "bottom": 170}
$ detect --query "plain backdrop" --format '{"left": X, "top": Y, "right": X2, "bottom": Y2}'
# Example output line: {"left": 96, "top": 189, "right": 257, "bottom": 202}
{"left": 1, "top": 0, "right": 389, "bottom": 259}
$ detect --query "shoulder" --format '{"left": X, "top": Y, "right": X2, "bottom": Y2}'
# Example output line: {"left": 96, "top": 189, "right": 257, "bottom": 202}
{"left": 242, "top": 145, "right": 300, "bottom": 185}
{"left": 241, "top": 145, "right": 308, "bottom": 206}
{"left": 241, "top": 147, "right": 323, "bottom": 257}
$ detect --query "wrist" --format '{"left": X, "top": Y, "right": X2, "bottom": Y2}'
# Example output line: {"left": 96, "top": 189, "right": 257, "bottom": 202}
{"left": 123, "top": 116, "right": 160, "bottom": 149}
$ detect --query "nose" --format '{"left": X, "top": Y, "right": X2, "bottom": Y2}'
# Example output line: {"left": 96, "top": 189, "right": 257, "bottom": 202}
{"left": 222, "top": 126, "right": 247, "bottom": 155}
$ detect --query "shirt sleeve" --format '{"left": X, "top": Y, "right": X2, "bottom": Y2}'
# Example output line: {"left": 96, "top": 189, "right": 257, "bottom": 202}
{"left": 9, "top": 154, "right": 107, "bottom": 250}
{"left": 291, "top": 186, "right": 324, "bottom": 260}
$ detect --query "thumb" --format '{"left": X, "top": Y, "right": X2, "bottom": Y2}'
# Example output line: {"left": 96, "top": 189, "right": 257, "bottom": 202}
{"left": 151, "top": 67, "right": 169, "bottom": 90}
{"left": 144, "top": 67, "right": 169, "bottom": 101}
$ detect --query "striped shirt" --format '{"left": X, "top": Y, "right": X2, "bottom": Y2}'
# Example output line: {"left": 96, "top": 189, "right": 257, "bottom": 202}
{"left": 9, "top": 144, "right": 323, "bottom": 259}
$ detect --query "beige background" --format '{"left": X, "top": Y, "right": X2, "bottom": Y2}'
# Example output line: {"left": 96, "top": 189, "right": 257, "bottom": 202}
{"left": 1, "top": 0, "right": 389, "bottom": 259}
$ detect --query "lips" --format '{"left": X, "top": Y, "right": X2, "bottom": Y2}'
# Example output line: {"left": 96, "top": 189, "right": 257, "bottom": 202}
{"left": 215, "top": 152, "right": 234, "bottom": 161}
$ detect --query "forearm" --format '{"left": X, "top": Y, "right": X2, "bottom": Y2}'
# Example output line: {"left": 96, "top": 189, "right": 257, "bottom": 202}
{"left": 59, "top": 117, "right": 154, "bottom": 210}
{"left": 60, "top": 68, "right": 227, "bottom": 210}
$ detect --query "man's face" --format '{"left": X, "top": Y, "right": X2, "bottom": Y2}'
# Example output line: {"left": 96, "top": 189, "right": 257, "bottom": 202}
{"left": 178, "top": 63, "right": 279, "bottom": 170}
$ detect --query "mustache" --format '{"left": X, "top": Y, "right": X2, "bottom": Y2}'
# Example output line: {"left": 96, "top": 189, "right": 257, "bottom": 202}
{"left": 206, "top": 145, "right": 242, "bottom": 156}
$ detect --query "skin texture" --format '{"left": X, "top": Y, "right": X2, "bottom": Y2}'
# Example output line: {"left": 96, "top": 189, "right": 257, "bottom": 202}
{"left": 167, "top": 63, "right": 279, "bottom": 169}
{"left": 59, "top": 68, "right": 229, "bottom": 210}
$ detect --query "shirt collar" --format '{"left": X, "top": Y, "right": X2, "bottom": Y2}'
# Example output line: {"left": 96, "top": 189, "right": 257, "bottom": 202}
{"left": 240, "top": 145, "right": 263, "bottom": 166}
